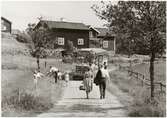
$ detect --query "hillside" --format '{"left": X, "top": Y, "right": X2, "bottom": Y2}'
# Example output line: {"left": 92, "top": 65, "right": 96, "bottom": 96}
{"left": 1, "top": 32, "right": 34, "bottom": 70}
{"left": 1, "top": 32, "right": 30, "bottom": 56}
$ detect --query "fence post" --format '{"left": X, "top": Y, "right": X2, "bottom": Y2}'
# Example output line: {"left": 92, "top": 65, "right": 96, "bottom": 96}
{"left": 45, "top": 61, "right": 46, "bottom": 68}
{"left": 18, "top": 88, "right": 20, "bottom": 102}
{"left": 142, "top": 75, "right": 144, "bottom": 87}
{"left": 160, "top": 83, "right": 162, "bottom": 92}
{"left": 136, "top": 73, "right": 138, "bottom": 80}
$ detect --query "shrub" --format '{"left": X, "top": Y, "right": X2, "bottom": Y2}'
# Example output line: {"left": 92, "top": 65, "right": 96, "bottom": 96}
{"left": 16, "top": 33, "right": 32, "bottom": 44}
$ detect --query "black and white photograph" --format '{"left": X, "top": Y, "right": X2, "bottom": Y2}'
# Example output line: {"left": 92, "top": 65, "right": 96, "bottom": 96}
{"left": 1, "top": 0, "right": 166, "bottom": 117}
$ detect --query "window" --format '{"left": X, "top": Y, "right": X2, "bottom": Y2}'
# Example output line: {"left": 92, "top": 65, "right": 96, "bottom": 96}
{"left": 103, "top": 41, "right": 108, "bottom": 48}
{"left": 58, "top": 37, "right": 64, "bottom": 45}
{"left": 78, "top": 38, "right": 84, "bottom": 45}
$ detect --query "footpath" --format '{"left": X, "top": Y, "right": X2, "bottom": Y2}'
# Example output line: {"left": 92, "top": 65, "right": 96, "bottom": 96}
{"left": 38, "top": 79, "right": 127, "bottom": 117}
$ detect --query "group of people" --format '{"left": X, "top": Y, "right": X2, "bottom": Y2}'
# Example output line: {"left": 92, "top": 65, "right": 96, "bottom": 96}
{"left": 33, "top": 66, "right": 70, "bottom": 89}
{"left": 82, "top": 62, "right": 110, "bottom": 99}
{"left": 33, "top": 61, "right": 110, "bottom": 99}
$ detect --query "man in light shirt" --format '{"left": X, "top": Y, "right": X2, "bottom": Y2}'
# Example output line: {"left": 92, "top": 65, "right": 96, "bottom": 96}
{"left": 48, "top": 66, "right": 58, "bottom": 73}
{"left": 101, "top": 66, "right": 110, "bottom": 80}
{"left": 99, "top": 65, "right": 110, "bottom": 99}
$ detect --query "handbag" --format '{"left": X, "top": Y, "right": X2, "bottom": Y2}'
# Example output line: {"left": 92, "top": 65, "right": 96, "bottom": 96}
{"left": 79, "top": 85, "right": 85, "bottom": 90}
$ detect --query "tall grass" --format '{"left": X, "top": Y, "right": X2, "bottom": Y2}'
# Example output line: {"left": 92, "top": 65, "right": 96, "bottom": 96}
{"left": 2, "top": 89, "right": 53, "bottom": 113}
{"left": 109, "top": 70, "right": 166, "bottom": 117}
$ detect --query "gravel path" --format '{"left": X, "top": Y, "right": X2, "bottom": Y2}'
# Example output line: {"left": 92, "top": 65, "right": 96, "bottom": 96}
{"left": 38, "top": 80, "right": 127, "bottom": 117}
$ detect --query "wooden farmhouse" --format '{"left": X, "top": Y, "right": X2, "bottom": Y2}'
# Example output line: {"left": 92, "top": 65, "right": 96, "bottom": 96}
{"left": 34, "top": 20, "right": 90, "bottom": 49}
{"left": 1, "top": 17, "right": 12, "bottom": 33}
{"left": 34, "top": 20, "right": 116, "bottom": 55}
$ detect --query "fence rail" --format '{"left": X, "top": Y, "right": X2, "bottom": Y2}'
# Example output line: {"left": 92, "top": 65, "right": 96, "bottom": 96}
{"left": 119, "top": 65, "right": 166, "bottom": 93}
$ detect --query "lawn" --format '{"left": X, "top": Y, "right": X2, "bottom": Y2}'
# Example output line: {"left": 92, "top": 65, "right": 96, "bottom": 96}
{"left": 108, "top": 60, "right": 166, "bottom": 117}
{"left": 1, "top": 55, "right": 74, "bottom": 117}
{"left": 131, "top": 61, "right": 166, "bottom": 83}
{"left": 1, "top": 32, "right": 77, "bottom": 116}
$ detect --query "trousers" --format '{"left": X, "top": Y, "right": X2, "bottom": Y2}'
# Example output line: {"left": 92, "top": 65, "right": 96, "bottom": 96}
{"left": 99, "top": 79, "right": 106, "bottom": 99}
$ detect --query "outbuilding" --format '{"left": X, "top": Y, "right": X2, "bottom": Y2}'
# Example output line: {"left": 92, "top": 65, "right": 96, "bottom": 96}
{"left": 1, "top": 17, "right": 12, "bottom": 33}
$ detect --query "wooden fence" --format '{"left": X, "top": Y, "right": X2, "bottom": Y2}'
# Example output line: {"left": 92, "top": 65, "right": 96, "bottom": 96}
{"left": 119, "top": 65, "right": 166, "bottom": 93}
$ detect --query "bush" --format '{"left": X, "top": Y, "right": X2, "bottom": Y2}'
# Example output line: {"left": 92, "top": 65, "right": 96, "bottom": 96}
{"left": 30, "top": 48, "right": 47, "bottom": 58}
{"left": 16, "top": 33, "right": 32, "bottom": 44}
{"left": 62, "top": 56, "right": 73, "bottom": 63}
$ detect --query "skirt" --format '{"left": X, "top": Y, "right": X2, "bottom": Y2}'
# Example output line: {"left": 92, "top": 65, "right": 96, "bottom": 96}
{"left": 83, "top": 78, "right": 93, "bottom": 92}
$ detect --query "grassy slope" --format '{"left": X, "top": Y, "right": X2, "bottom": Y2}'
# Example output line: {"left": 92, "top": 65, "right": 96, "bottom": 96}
{"left": 1, "top": 33, "right": 66, "bottom": 116}
{"left": 108, "top": 61, "right": 166, "bottom": 117}
{"left": 132, "top": 61, "right": 166, "bottom": 83}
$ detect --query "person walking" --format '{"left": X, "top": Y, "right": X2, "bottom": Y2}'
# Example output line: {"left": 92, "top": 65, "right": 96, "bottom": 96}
{"left": 100, "top": 65, "right": 110, "bottom": 99}
{"left": 83, "top": 67, "right": 93, "bottom": 99}
{"left": 47, "top": 66, "right": 58, "bottom": 83}
{"left": 94, "top": 65, "right": 110, "bottom": 99}
{"left": 64, "top": 71, "right": 70, "bottom": 86}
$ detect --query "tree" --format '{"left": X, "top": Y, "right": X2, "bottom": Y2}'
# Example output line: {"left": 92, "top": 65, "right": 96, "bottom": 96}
{"left": 92, "top": 1, "right": 166, "bottom": 99}
{"left": 26, "top": 22, "right": 48, "bottom": 71}
{"left": 26, "top": 23, "right": 36, "bottom": 36}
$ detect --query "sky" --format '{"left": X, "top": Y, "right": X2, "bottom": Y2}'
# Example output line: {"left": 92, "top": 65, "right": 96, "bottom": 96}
{"left": 1, "top": 1, "right": 110, "bottom": 31}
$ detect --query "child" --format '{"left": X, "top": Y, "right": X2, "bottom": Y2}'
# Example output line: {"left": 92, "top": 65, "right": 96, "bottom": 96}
{"left": 57, "top": 70, "right": 63, "bottom": 80}
{"left": 33, "top": 70, "right": 44, "bottom": 89}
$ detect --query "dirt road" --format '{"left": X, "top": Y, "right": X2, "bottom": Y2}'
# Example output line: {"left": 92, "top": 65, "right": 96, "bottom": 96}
{"left": 38, "top": 81, "right": 127, "bottom": 117}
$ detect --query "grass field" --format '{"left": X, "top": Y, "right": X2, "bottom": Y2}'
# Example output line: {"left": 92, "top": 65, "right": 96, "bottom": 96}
{"left": 108, "top": 61, "right": 166, "bottom": 117}
{"left": 132, "top": 61, "right": 166, "bottom": 83}
{"left": 1, "top": 55, "right": 76, "bottom": 116}
{"left": 1, "top": 33, "right": 74, "bottom": 116}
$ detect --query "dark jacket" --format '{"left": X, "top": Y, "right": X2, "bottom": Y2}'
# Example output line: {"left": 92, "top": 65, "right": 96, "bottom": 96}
{"left": 94, "top": 69, "right": 105, "bottom": 85}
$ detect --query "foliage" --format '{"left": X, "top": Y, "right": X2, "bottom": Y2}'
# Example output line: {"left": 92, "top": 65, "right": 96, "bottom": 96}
{"left": 14, "top": 30, "right": 32, "bottom": 44}
{"left": 92, "top": 1, "right": 166, "bottom": 55}
{"left": 26, "top": 23, "right": 36, "bottom": 36}
{"left": 92, "top": 1, "right": 166, "bottom": 98}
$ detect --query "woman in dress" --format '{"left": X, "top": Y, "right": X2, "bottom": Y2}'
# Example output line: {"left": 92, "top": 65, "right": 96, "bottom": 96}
{"left": 83, "top": 67, "right": 93, "bottom": 99}
{"left": 64, "top": 71, "right": 70, "bottom": 86}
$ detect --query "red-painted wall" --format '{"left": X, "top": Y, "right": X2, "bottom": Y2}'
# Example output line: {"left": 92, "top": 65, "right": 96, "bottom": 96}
{"left": 51, "top": 28, "right": 89, "bottom": 49}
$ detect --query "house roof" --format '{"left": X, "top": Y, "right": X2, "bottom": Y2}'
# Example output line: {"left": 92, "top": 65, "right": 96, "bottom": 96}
{"left": 94, "top": 28, "right": 109, "bottom": 37}
{"left": 93, "top": 27, "right": 116, "bottom": 37}
{"left": 89, "top": 26, "right": 100, "bottom": 33}
{"left": 39, "top": 20, "right": 89, "bottom": 30}
{"left": 1, "top": 17, "right": 12, "bottom": 24}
